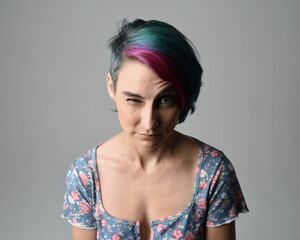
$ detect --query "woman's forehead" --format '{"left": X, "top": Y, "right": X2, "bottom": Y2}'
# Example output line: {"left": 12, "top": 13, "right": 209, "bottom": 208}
{"left": 116, "top": 60, "right": 173, "bottom": 93}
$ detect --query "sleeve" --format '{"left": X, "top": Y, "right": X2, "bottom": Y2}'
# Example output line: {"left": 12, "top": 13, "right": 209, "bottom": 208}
{"left": 61, "top": 159, "right": 97, "bottom": 229}
{"left": 206, "top": 154, "right": 249, "bottom": 227}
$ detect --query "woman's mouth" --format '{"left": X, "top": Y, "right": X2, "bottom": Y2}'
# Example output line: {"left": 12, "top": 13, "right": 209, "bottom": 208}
{"left": 136, "top": 133, "right": 160, "bottom": 140}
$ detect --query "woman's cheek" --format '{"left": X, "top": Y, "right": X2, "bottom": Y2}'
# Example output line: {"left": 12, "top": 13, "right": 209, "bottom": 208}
{"left": 118, "top": 105, "right": 139, "bottom": 127}
{"left": 164, "top": 107, "right": 180, "bottom": 124}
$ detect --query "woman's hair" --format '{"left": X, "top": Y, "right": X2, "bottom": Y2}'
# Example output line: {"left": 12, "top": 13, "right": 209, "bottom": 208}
{"left": 108, "top": 19, "right": 203, "bottom": 123}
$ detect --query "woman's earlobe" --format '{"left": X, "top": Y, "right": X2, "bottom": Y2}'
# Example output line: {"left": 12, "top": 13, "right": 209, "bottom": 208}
{"left": 106, "top": 73, "right": 115, "bottom": 100}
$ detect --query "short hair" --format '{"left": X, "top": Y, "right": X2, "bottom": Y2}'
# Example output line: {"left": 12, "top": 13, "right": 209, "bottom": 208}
{"left": 108, "top": 19, "right": 203, "bottom": 123}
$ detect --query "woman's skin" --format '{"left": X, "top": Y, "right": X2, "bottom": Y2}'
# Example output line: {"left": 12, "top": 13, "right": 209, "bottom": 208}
{"left": 71, "top": 61, "right": 236, "bottom": 240}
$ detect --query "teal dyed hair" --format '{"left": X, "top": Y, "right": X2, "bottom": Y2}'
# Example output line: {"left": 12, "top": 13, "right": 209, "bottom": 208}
{"left": 108, "top": 19, "right": 203, "bottom": 123}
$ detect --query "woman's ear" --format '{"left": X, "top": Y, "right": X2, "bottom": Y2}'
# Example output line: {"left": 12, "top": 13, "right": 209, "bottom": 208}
{"left": 106, "top": 73, "right": 115, "bottom": 101}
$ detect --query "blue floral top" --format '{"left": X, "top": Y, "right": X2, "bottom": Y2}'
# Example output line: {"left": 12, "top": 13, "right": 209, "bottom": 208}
{"left": 61, "top": 139, "right": 249, "bottom": 239}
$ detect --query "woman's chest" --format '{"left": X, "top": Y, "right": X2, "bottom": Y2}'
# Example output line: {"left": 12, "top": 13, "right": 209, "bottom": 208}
{"left": 96, "top": 164, "right": 202, "bottom": 240}
{"left": 98, "top": 161, "right": 198, "bottom": 223}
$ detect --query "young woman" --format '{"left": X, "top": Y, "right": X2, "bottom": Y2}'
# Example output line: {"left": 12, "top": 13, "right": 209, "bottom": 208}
{"left": 61, "top": 19, "right": 249, "bottom": 240}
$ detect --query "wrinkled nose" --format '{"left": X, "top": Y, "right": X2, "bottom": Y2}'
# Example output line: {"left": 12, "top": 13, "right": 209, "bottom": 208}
{"left": 141, "top": 105, "right": 158, "bottom": 131}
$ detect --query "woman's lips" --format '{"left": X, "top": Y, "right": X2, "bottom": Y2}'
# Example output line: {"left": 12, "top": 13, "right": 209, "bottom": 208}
{"left": 136, "top": 133, "right": 160, "bottom": 140}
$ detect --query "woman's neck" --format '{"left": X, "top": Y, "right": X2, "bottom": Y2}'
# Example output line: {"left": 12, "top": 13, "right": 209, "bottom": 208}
{"left": 117, "top": 130, "right": 181, "bottom": 174}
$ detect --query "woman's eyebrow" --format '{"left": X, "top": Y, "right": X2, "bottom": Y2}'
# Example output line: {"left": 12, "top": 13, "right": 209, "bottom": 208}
{"left": 156, "top": 85, "right": 176, "bottom": 98}
{"left": 121, "top": 91, "right": 145, "bottom": 99}
{"left": 121, "top": 85, "right": 175, "bottom": 99}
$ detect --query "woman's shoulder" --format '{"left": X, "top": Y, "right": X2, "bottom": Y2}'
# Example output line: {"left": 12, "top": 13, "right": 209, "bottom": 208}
{"left": 191, "top": 138, "right": 237, "bottom": 181}
{"left": 68, "top": 144, "right": 100, "bottom": 177}
{"left": 72, "top": 135, "right": 123, "bottom": 173}
{"left": 95, "top": 134, "right": 124, "bottom": 159}
{"left": 198, "top": 140, "right": 224, "bottom": 158}
{"left": 188, "top": 137, "right": 232, "bottom": 169}
{"left": 181, "top": 134, "right": 225, "bottom": 158}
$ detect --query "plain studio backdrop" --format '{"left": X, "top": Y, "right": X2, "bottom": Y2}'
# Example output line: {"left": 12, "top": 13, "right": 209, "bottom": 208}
{"left": 0, "top": 0, "right": 299, "bottom": 239}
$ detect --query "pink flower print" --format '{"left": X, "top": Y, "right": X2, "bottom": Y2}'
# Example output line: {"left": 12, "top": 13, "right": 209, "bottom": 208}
{"left": 72, "top": 217, "right": 78, "bottom": 224}
{"left": 229, "top": 206, "right": 237, "bottom": 218}
{"left": 111, "top": 234, "right": 121, "bottom": 240}
{"left": 80, "top": 200, "right": 92, "bottom": 213}
{"left": 150, "top": 230, "right": 154, "bottom": 240}
{"left": 207, "top": 220, "right": 215, "bottom": 226}
{"left": 197, "top": 198, "right": 207, "bottom": 209}
{"left": 95, "top": 202, "right": 102, "bottom": 217}
{"left": 70, "top": 190, "right": 79, "bottom": 200}
{"left": 199, "top": 181, "right": 207, "bottom": 189}
{"left": 101, "top": 218, "right": 107, "bottom": 227}
{"left": 100, "top": 204, "right": 105, "bottom": 212}
{"left": 210, "top": 150, "right": 219, "bottom": 157}
{"left": 197, "top": 192, "right": 205, "bottom": 198}
{"left": 156, "top": 223, "right": 163, "bottom": 232}
{"left": 204, "top": 144, "right": 210, "bottom": 152}
{"left": 212, "top": 170, "right": 220, "bottom": 185}
{"left": 79, "top": 173, "right": 89, "bottom": 187}
{"left": 84, "top": 152, "right": 92, "bottom": 158}
{"left": 184, "top": 232, "right": 195, "bottom": 240}
{"left": 214, "top": 199, "right": 222, "bottom": 207}
{"left": 95, "top": 180, "right": 100, "bottom": 191}
{"left": 172, "top": 229, "right": 183, "bottom": 239}
{"left": 79, "top": 210, "right": 85, "bottom": 215}
{"left": 63, "top": 203, "right": 66, "bottom": 211}
{"left": 200, "top": 169, "right": 206, "bottom": 178}
{"left": 192, "top": 210, "right": 202, "bottom": 222}
{"left": 87, "top": 160, "right": 93, "bottom": 169}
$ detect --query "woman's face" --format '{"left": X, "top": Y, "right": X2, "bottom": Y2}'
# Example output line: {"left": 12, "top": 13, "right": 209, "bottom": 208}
{"left": 107, "top": 60, "right": 181, "bottom": 149}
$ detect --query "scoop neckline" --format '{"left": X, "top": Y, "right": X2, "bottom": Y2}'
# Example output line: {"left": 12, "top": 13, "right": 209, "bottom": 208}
{"left": 91, "top": 139, "right": 203, "bottom": 226}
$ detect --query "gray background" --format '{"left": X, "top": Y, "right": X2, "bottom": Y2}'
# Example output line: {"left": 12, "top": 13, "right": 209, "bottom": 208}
{"left": 1, "top": 0, "right": 299, "bottom": 239}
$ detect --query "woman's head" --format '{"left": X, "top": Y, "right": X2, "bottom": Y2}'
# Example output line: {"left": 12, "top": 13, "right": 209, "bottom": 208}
{"left": 108, "top": 19, "right": 203, "bottom": 123}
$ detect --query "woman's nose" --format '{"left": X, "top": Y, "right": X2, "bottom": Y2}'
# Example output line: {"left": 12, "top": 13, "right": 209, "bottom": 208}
{"left": 141, "top": 105, "right": 159, "bottom": 131}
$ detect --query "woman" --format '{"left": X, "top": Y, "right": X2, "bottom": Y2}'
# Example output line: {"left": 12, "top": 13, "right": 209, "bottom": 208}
{"left": 61, "top": 19, "right": 249, "bottom": 240}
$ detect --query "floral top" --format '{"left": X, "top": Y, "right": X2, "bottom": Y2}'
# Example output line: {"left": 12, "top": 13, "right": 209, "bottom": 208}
{"left": 61, "top": 139, "right": 249, "bottom": 239}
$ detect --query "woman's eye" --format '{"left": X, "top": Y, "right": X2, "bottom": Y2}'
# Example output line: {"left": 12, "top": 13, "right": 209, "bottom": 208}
{"left": 126, "top": 98, "right": 141, "bottom": 103}
{"left": 160, "top": 95, "right": 174, "bottom": 104}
